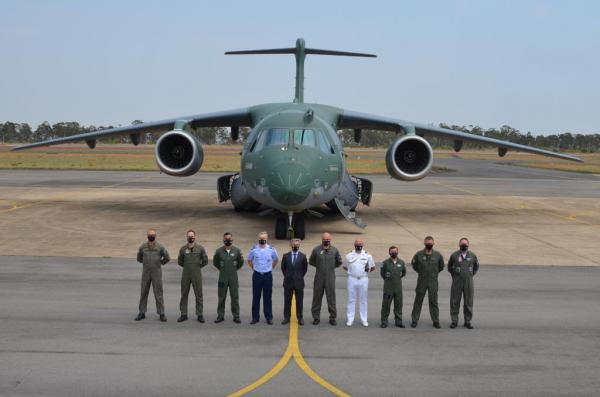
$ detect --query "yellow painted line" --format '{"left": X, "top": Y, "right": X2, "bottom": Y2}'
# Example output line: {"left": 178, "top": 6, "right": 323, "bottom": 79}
{"left": 0, "top": 198, "right": 65, "bottom": 214}
{"left": 0, "top": 174, "right": 156, "bottom": 215}
{"left": 432, "top": 180, "right": 481, "bottom": 196}
{"left": 227, "top": 297, "right": 350, "bottom": 397}
{"left": 100, "top": 173, "right": 157, "bottom": 189}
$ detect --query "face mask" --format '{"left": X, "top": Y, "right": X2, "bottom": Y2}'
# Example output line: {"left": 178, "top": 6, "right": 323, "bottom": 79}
{"left": 355, "top": 245, "right": 363, "bottom": 252}
{"left": 258, "top": 239, "right": 267, "bottom": 245}
{"left": 460, "top": 244, "right": 468, "bottom": 252}
{"left": 147, "top": 235, "right": 155, "bottom": 242}
{"left": 187, "top": 237, "right": 195, "bottom": 244}
{"left": 292, "top": 246, "right": 299, "bottom": 252}
{"left": 322, "top": 240, "right": 331, "bottom": 247}
{"left": 425, "top": 243, "right": 433, "bottom": 250}
{"left": 390, "top": 252, "right": 398, "bottom": 258}
{"left": 224, "top": 239, "right": 233, "bottom": 246}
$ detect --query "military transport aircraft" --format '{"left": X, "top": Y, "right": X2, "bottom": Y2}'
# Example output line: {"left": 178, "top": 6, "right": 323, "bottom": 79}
{"left": 13, "top": 38, "right": 582, "bottom": 239}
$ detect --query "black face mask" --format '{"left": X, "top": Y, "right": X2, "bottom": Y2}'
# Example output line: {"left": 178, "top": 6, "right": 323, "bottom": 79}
{"left": 355, "top": 245, "right": 363, "bottom": 252}
{"left": 322, "top": 240, "right": 331, "bottom": 247}
{"left": 258, "top": 239, "right": 267, "bottom": 245}
{"left": 187, "top": 237, "right": 195, "bottom": 244}
{"left": 147, "top": 235, "right": 155, "bottom": 242}
{"left": 224, "top": 239, "right": 233, "bottom": 246}
{"left": 292, "top": 246, "right": 299, "bottom": 252}
{"left": 390, "top": 252, "right": 398, "bottom": 258}
{"left": 460, "top": 244, "right": 469, "bottom": 252}
{"left": 425, "top": 243, "right": 433, "bottom": 250}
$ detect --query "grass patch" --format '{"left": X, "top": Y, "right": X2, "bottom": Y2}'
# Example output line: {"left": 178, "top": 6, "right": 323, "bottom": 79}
{"left": 1, "top": 144, "right": 596, "bottom": 174}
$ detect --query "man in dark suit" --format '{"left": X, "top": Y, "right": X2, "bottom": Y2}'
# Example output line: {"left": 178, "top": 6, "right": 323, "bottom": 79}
{"left": 281, "top": 238, "right": 308, "bottom": 325}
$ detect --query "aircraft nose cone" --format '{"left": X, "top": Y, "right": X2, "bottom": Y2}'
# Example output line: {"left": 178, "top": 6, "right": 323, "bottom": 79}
{"left": 269, "top": 163, "right": 311, "bottom": 206}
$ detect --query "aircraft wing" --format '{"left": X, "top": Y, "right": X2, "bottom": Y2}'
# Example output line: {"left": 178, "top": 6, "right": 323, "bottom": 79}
{"left": 11, "top": 108, "right": 251, "bottom": 151}
{"left": 338, "top": 109, "right": 583, "bottom": 162}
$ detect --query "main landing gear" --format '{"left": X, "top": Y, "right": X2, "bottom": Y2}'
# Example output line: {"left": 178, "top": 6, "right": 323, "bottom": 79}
{"left": 275, "top": 211, "right": 305, "bottom": 240}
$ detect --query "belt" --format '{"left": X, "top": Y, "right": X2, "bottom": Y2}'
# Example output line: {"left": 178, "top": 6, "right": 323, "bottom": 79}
{"left": 349, "top": 274, "right": 367, "bottom": 280}
{"left": 255, "top": 270, "right": 272, "bottom": 275}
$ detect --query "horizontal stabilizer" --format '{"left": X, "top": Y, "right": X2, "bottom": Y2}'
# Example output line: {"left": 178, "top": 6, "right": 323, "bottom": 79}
{"left": 226, "top": 38, "right": 376, "bottom": 103}
{"left": 226, "top": 47, "right": 376, "bottom": 58}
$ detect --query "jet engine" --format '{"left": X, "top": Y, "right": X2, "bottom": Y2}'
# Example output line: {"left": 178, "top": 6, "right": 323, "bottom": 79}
{"left": 385, "top": 135, "right": 433, "bottom": 181}
{"left": 155, "top": 130, "right": 204, "bottom": 176}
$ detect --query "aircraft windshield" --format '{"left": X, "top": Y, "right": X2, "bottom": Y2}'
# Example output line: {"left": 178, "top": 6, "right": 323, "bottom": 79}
{"left": 252, "top": 128, "right": 290, "bottom": 151}
{"left": 293, "top": 129, "right": 318, "bottom": 147}
{"left": 293, "top": 129, "right": 334, "bottom": 154}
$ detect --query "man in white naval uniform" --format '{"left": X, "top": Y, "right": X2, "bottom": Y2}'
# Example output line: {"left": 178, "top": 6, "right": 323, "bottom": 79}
{"left": 343, "top": 239, "right": 376, "bottom": 327}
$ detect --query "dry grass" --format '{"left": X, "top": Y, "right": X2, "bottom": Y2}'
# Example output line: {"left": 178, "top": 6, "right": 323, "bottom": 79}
{"left": 1, "top": 144, "right": 597, "bottom": 174}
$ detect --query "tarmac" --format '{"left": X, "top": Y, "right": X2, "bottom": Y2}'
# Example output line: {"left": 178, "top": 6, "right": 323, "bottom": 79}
{"left": 1, "top": 158, "right": 600, "bottom": 396}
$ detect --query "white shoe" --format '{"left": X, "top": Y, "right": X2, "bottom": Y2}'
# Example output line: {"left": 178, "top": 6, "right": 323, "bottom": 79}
{"left": 362, "top": 321, "right": 369, "bottom": 327}
{"left": 346, "top": 321, "right": 353, "bottom": 327}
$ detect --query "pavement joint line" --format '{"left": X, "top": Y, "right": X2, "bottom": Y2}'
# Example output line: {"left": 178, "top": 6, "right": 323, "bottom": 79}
{"left": 226, "top": 297, "right": 350, "bottom": 397}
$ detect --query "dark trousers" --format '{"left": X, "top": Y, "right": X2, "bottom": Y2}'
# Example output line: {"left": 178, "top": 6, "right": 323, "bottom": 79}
{"left": 283, "top": 286, "right": 304, "bottom": 320}
{"left": 252, "top": 271, "right": 273, "bottom": 321}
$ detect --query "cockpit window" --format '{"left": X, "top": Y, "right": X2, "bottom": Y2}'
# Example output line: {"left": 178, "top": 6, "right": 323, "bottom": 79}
{"left": 294, "top": 129, "right": 334, "bottom": 154}
{"left": 252, "top": 128, "right": 290, "bottom": 152}
{"left": 293, "top": 129, "right": 318, "bottom": 147}
{"left": 317, "top": 131, "right": 335, "bottom": 154}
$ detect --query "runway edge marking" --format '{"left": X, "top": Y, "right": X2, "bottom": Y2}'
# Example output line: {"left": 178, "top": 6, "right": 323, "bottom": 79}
{"left": 226, "top": 297, "right": 350, "bottom": 397}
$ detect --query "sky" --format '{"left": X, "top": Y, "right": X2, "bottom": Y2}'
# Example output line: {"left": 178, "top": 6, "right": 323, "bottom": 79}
{"left": 1, "top": 0, "right": 599, "bottom": 134}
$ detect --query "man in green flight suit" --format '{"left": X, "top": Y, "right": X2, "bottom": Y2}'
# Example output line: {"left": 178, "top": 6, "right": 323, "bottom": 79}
{"left": 310, "top": 232, "right": 343, "bottom": 326}
{"left": 380, "top": 245, "right": 406, "bottom": 328}
{"left": 213, "top": 232, "right": 244, "bottom": 324}
{"left": 447, "top": 237, "right": 479, "bottom": 329}
{"left": 135, "top": 228, "right": 170, "bottom": 322}
{"left": 410, "top": 236, "right": 444, "bottom": 329}
{"left": 177, "top": 229, "right": 208, "bottom": 323}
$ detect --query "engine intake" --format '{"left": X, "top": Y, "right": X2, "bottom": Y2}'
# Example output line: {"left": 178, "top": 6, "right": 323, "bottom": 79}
{"left": 385, "top": 135, "right": 433, "bottom": 181}
{"left": 155, "top": 130, "right": 204, "bottom": 176}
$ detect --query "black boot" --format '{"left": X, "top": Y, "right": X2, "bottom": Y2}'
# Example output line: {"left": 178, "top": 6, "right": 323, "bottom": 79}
{"left": 395, "top": 320, "right": 405, "bottom": 328}
{"left": 214, "top": 317, "right": 224, "bottom": 323}
{"left": 380, "top": 321, "right": 388, "bottom": 328}
{"left": 433, "top": 322, "right": 441, "bottom": 329}
{"left": 411, "top": 321, "right": 417, "bottom": 328}
{"left": 177, "top": 314, "right": 188, "bottom": 323}
{"left": 450, "top": 322, "right": 458, "bottom": 329}
{"left": 135, "top": 313, "right": 145, "bottom": 321}
{"left": 197, "top": 315, "right": 205, "bottom": 323}
{"left": 464, "top": 322, "right": 473, "bottom": 329}
{"left": 159, "top": 314, "right": 167, "bottom": 322}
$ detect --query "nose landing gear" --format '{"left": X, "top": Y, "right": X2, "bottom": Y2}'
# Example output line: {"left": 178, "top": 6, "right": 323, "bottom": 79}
{"left": 275, "top": 211, "right": 305, "bottom": 240}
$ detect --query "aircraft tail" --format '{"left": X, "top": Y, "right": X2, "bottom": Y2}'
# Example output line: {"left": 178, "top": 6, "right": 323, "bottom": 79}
{"left": 225, "top": 38, "right": 376, "bottom": 103}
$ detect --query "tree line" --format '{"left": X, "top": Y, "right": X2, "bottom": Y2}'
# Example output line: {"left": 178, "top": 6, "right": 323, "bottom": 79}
{"left": 1, "top": 120, "right": 599, "bottom": 153}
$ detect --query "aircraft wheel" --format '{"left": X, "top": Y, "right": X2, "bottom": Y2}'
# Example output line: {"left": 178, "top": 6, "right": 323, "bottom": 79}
{"left": 275, "top": 214, "right": 287, "bottom": 240}
{"left": 293, "top": 215, "right": 305, "bottom": 240}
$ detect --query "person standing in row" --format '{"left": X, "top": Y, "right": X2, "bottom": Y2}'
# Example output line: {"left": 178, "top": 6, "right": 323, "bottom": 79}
{"left": 281, "top": 238, "right": 308, "bottom": 325}
{"left": 310, "top": 232, "right": 343, "bottom": 326}
{"left": 213, "top": 232, "right": 244, "bottom": 324}
{"left": 448, "top": 237, "right": 479, "bottom": 329}
{"left": 135, "top": 228, "right": 170, "bottom": 322}
{"left": 380, "top": 245, "right": 406, "bottom": 328}
{"left": 343, "top": 239, "right": 375, "bottom": 327}
{"left": 177, "top": 230, "right": 208, "bottom": 323}
{"left": 410, "top": 236, "right": 444, "bottom": 329}
{"left": 247, "top": 231, "right": 278, "bottom": 325}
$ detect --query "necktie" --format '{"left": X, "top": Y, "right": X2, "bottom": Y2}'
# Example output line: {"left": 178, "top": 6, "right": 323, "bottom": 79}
{"left": 293, "top": 252, "right": 297, "bottom": 265}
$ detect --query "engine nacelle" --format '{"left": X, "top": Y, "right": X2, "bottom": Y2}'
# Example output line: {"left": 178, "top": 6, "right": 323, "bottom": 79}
{"left": 385, "top": 135, "right": 433, "bottom": 181}
{"left": 155, "top": 130, "right": 204, "bottom": 176}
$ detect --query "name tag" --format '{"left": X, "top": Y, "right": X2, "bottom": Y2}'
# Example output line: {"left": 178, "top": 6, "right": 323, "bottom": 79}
{"left": 185, "top": 249, "right": 190, "bottom": 254}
